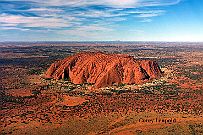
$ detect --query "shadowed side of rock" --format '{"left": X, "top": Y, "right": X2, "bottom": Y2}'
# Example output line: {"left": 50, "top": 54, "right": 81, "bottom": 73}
{"left": 45, "top": 52, "right": 162, "bottom": 88}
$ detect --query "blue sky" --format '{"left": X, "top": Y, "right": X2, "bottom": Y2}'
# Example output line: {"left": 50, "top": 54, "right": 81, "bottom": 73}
{"left": 0, "top": 0, "right": 202, "bottom": 41}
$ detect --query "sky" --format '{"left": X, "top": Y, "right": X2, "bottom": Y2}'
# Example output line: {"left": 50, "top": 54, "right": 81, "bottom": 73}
{"left": 0, "top": 0, "right": 203, "bottom": 42}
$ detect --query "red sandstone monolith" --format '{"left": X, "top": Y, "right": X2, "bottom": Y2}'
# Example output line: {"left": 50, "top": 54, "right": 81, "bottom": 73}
{"left": 45, "top": 52, "right": 162, "bottom": 88}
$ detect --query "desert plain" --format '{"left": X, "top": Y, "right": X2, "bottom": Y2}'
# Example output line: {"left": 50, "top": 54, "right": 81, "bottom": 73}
{"left": 0, "top": 42, "right": 203, "bottom": 135}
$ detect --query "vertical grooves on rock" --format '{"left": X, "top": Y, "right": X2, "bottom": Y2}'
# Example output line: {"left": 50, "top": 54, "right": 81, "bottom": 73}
{"left": 45, "top": 52, "right": 162, "bottom": 88}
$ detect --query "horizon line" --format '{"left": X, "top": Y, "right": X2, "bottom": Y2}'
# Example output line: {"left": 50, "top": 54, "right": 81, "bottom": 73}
{"left": 1, "top": 41, "right": 203, "bottom": 43}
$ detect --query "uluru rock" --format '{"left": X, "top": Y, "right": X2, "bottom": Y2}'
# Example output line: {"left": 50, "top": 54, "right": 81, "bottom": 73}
{"left": 45, "top": 52, "right": 162, "bottom": 88}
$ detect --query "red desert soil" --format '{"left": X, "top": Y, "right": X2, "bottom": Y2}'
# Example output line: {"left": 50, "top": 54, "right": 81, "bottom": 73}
{"left": 108, "top": 113, "right": 203, "bottom": 135}
{"left": 45, "top": 52, "right": 162, "bottom": 88}
{"left": 6, "top": 88, "right": 33, "bottom": 97}
{"left": 60, "top": 95, "right": 87, "bottom": 106}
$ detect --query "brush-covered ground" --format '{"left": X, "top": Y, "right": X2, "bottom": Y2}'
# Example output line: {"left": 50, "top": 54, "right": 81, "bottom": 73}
{"left": 0, "top": 42, "right": 202, "bottom": 135}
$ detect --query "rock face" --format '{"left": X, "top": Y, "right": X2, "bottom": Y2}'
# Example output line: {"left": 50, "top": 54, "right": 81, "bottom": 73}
{"left": 45, "top": 52, "right": 162, "bottom": 88}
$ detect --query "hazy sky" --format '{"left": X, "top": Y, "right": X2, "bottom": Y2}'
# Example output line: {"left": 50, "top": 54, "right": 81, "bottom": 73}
{"left": 0, "top": 0, "right": 202, "bottom": 41}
